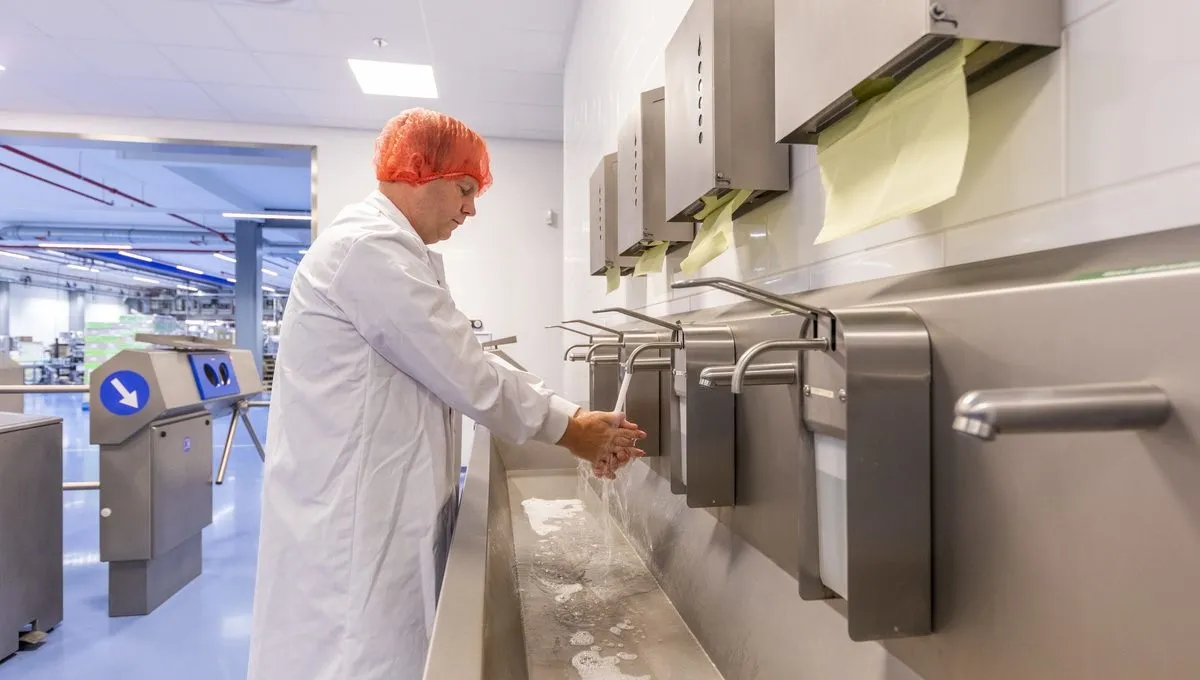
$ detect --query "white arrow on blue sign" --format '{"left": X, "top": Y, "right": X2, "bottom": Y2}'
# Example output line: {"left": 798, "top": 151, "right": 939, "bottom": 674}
{"left": 98, "top": 370, "right": 152, "bottom": 416}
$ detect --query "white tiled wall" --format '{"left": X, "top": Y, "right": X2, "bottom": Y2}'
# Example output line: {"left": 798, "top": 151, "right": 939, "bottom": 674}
{"left": 561, "top": 0, "right": 1200, "bottom": 404}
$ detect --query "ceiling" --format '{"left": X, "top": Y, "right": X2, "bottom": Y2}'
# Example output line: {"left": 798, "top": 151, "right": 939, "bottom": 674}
{"left": 0, "top": 133, "right": 311, "bottom": 296}
{"left": 0, "top": 0, "right": 578, "bottom": 140}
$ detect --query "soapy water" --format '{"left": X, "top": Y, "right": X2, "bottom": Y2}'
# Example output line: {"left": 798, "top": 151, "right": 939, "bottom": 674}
{"left": 522, "top": 498, "right": 585, "bottom": 536}
{"left": 572, "top": 650, "right": 650, "bottom": 680}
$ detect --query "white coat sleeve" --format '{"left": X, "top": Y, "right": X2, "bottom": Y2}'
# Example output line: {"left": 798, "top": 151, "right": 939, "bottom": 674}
{"left": 327, "top": 231, "right": 579, "bottom": 445}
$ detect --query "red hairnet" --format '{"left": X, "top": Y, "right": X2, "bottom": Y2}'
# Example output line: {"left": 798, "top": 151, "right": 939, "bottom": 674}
{"left": 374, "top": 108, "right": 493, "bottom": 194}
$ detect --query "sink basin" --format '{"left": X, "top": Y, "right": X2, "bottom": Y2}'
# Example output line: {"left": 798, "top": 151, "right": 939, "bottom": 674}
{"left": 424, "top": 430, "right": 721, "bottom": 680}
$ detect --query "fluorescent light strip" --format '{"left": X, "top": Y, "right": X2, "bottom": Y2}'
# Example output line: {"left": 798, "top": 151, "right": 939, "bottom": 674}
{"left": 0, "top": 251, "right": 30, "bottom": 260}
{"left": 299, "top": 249, "right": 308, "bottom": 255}
{"left": 262, "top": 286, "right": 276, "bottom": 293}
{"left": 213, "top": 253, "right": 237, "bottom": 263}
{"left": 119, "top": 251, "right": 153, "bottom": 262}
{"left": 222, "top": 212, "right": 312, "bottom": 221}
{"left": 176, "top": 265, "right": 205, "bottom": 275}
{"left": 37, "top": 243, "right": 131, "bottom": 250}
{"left": 66, "top": 264, "right": 100, "bottom": 273}
{"left": 347, "top": 59, "right": 438, "bottom": 98}
{"left": 177, "top": 284, "right": 199, "bottom": 292}
{"left": 262, "top": 268, "right": 278, "bottom": 277}
{"left": 41, "top": 249, "right": 68, "bottom": 258}
{"left": 225, "top": 277, "right": 237, "bottom": 284}
{"left": 132, "top": 276, "right": 160, "bottom": 284}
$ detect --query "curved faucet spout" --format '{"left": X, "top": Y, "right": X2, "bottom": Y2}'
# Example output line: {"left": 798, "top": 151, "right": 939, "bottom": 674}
{"left": 585, "top": 342, "right": 624, "bottom": 363}
{"left": 563, "top": 343, "right": 590, "bottom": 361}
{"left": 622, "top": 341, "right": 682, "bottom": 374}
{"left": 731, "top": 338, "right": 829, "bottom": 393}
{"left": 952, "top": 383, "right": 1171, "bottom": 441}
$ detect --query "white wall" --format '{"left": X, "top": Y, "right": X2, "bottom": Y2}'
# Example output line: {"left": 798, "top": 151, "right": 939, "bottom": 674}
{"left": 0, "top": 111, "right": 569, "bottom": 392}
{"left": 8, "top": 286, "right": 125, "bottom": 343}
{"left": 562, "top": 0, "right": 1200, "bottom": 404}
{"left": 434, "top": 138, "right": 565, "bottom": 394}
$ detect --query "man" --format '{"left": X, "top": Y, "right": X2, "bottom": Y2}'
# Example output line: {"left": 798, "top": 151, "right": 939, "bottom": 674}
{"left": 247, "top": 109, "right": 645, "bottom": 680}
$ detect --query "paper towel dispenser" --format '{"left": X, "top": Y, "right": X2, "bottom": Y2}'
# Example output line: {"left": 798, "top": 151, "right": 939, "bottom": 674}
{"left": 775, "top": 0, "right": 1062, "bottom": 144}
{"left": 664, "top": 0, "right": 790, "bottom": 223}
{"left": 589, "top": 153, "right": 636, "bottom": 276}
{"left": 617, "top": 88, "right": 695, "bottom": 256}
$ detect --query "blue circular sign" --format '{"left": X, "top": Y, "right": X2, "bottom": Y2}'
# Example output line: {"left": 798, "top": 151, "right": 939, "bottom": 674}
{"left": 98, "top": 370, "right": 151, "bottom": 416}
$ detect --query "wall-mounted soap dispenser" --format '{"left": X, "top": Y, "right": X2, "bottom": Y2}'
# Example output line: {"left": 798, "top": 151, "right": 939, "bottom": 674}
{"left": 664, "top": 0, "right": 789, "bottom": 224}
{"left": 775, "top": 0, "right": 1062, "bottom": 144}
{"left": 617, "top": 89, "right": 695, "bottom": 256}
{"left": 687, "top": 277, "right": 935, "bottom": 642}
{"left": 590, "top": 153, "right": 636, "bottom": 275}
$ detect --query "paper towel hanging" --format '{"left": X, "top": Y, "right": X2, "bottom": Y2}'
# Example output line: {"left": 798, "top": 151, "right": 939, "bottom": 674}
{"left": 775, "top": 0, "right": 1061, "bottom": 145}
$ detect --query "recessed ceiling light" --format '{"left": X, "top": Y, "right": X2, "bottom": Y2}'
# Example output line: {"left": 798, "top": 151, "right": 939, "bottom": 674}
{"left": 214, "top": 253, "right": 237, "bottom": 263}
{"left": 347, "top": 59, "right": 438, "bottom": 98}
{"left": 0, "top": 251, "right": 29, "bottom": 260}
{"left": 262, "top": 267, "right": 278, "bottom": 277}
{"left": 262, "top": 285, "right": 276, "bottom": 293}
{"left": 176, "top": 265, "right": 205, "bottom": 275}
{"left": 66, "top": 264, "right": 99, "bottom": 272}
{"left": 222, "top": 212, "right": 312, "bottom": 221}
{"left": 132, "top": 276, "right": 160, "bottom": 284}
{"left": 119, "top": 251, "right": 153, "bottom": 262}
{"left": 299, "top": 249, "right": 308, "bottom": 255}
{"left": 0, "top": 65, "right": 6, "bottom": 72}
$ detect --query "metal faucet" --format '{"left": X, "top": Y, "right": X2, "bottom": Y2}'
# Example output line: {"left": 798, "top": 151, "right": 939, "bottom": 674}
{"left": 952, "top": 382, "right": 1172, "bottom": 441}
{"left": 731, "top": 338, "right": 829, "bottom": 394}
{"left": 622, "top": 341, "right": 682, "bottom": 375}
{"left": 585, "top": 341, "right": 624, "bottom": 364}
{"left": 699, "top": 363, "right": 798, "bottom": 389}
{"left": 563, "top": 343, "right": 590, "bottom": 361}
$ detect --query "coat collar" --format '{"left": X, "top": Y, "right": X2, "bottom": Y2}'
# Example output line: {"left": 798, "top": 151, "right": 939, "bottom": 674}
{"left": 365, "top": 189, "right": 447, "bottom": 285}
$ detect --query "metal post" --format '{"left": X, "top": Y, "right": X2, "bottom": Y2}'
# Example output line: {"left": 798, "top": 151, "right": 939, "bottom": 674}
{"left": 68, "top": 290, "right": 86, "bottom": 333}
{"left": 0, "top": 281, "right": 11, "bottom": 339}
{"left": 215, "top": 402, "right": 243, "bottom": 485}
{"left": 235, "top": 220, "right": 264, "bottom": 374}
{"left": 240, "top": 408, "right": 267, "bottom": 461}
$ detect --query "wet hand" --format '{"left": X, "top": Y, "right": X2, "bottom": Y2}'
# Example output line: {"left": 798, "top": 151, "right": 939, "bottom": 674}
{"left": 559, "top": 410, "right": 646, "bottom": 479}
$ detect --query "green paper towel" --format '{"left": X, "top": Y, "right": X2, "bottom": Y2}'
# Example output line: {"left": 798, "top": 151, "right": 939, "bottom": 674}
{"left": 815, "top": 40, "right": 979, "bottom": 244}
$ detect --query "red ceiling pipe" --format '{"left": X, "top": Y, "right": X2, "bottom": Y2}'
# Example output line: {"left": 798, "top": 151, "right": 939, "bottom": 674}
{"left": 0, "top": 145, "right": 233, "bottom": 243}
{"left": 0, "top": 161, "right": 114, "bottom": 205}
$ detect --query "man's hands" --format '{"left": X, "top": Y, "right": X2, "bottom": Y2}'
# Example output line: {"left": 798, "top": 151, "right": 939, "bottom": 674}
{"left": 557, "top": 409, "right": 647, "bottom": 480}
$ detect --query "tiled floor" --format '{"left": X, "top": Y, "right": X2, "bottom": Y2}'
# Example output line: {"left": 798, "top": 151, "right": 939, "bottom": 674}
{"left": 0, "top": 393, "right": 269, "bottom": 680}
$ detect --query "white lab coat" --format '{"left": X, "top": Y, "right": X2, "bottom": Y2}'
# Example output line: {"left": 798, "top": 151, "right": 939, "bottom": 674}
{"left": 247, "top": 190, "right": 578, "bottom": 680}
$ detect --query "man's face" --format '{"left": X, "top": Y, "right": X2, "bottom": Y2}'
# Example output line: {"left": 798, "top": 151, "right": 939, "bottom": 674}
{"left": 410, "top": 177, "right": 480, "bottom": 244}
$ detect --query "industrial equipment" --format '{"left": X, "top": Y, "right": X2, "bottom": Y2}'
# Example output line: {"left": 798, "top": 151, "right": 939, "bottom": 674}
{"left": 617, "top": 88, "right": 694, "bottom": 255}
{"left": 87, "top": 334, "right": 263, "bottom": 616}
{"left": 776, "top": 0, "right": 1062, "bottom": 143}
{"left": 0, "top": 413, "right": 64, "bottom": 658}
{"left": 665, "top": 0, "right": 789, "bottom": 222}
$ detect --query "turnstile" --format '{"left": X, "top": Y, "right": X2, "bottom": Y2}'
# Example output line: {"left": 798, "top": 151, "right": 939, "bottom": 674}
{"left": 88, "top": 337, "right": 262, "bottom": 616}
{"left": 0, "top": 413, "right": 63, "bottom": 656}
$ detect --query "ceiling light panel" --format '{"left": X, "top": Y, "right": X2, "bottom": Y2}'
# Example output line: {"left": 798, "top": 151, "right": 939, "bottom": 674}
{"left": 347, "top": 59, "right": 438, "bottom": 98}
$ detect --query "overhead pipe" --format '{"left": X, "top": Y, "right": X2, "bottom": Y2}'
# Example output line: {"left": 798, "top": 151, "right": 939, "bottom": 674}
{"left": 0, "top": 145, "right": 232, "bottom": 242}
{"left": 0, "top": 162, "right": 114, "bottom": 205}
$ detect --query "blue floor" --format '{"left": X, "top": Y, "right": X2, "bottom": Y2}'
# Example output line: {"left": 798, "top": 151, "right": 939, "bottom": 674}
{"left": 0, "top": 393, "right": 269, "bottom": 680}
